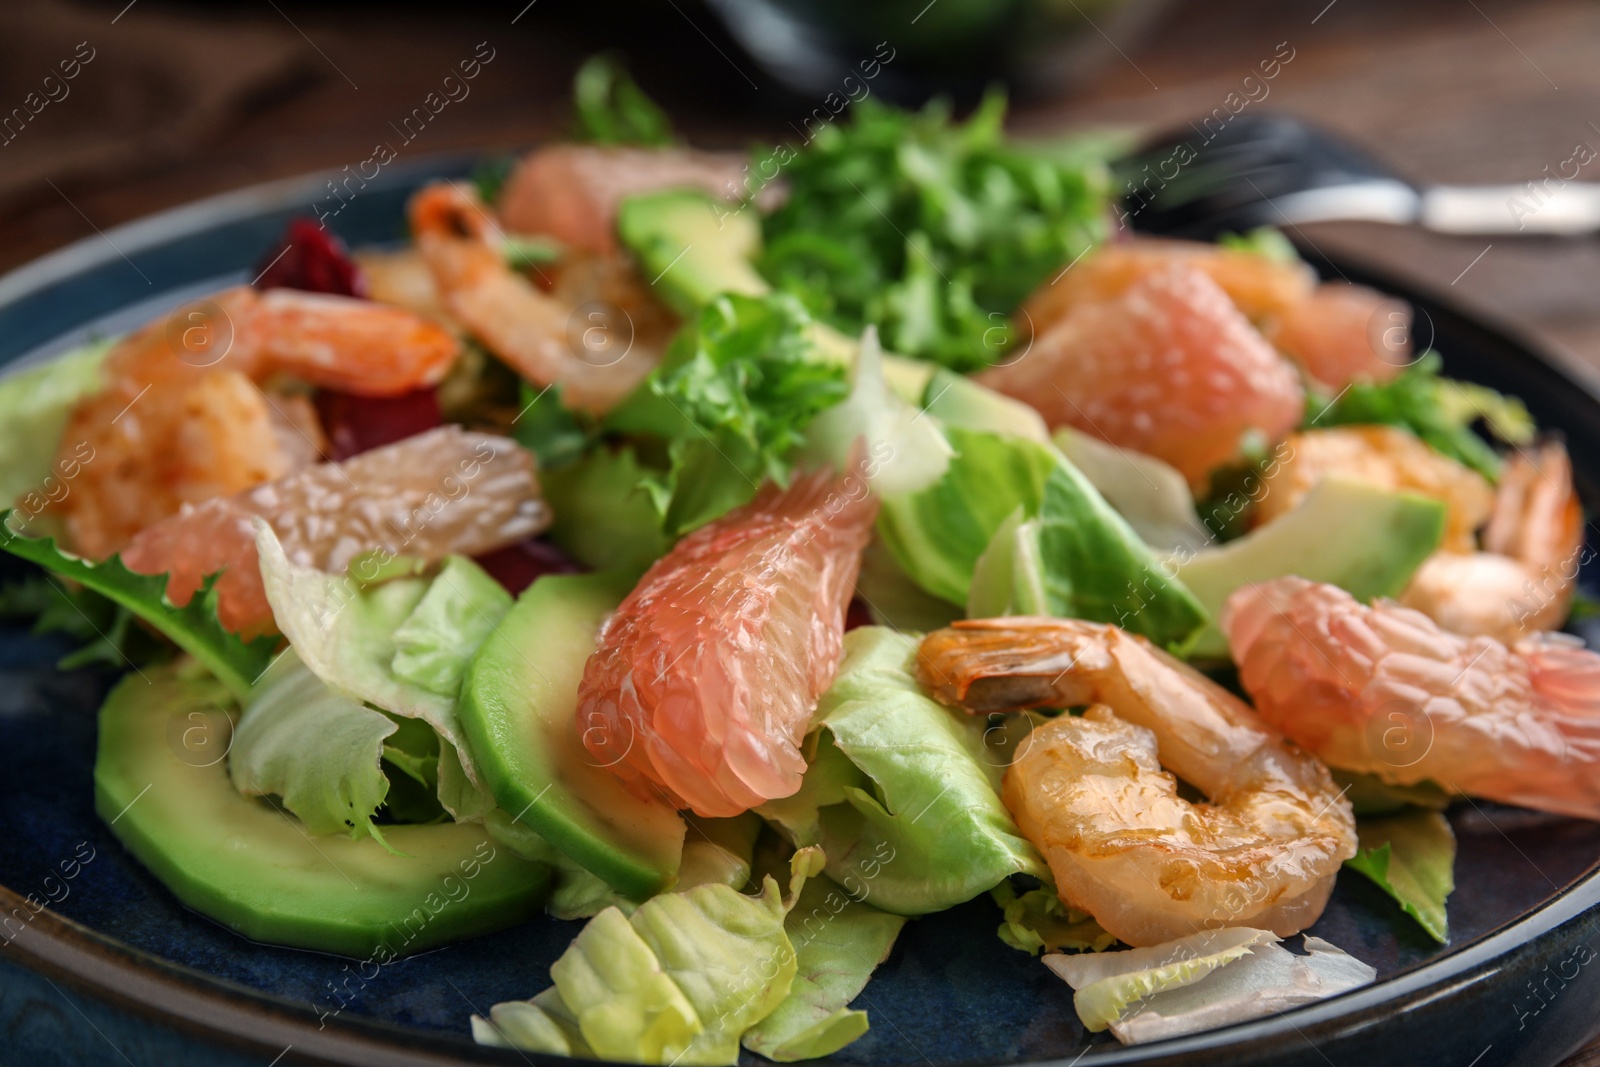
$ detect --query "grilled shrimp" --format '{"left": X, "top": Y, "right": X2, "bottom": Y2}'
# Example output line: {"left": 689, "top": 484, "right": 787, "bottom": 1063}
{"left": 50, "top": 286, "right": 457, "bottom": 558}
{"left": 409, "top": 182, "right": 670, "bottom": 415}
{"left": 1400, "top": 441, "right": 1584, "bottom": 641}
{"left": 1225, "top": 576, "right": 1600, "bottom": 821}
{"left": 916, "top": 618, "right": 1356, "bottom": 947}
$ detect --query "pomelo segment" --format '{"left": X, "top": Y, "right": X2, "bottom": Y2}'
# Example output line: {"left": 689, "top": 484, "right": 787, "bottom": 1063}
{"left": 121, "top": 427, "right": 549, "bottom": 636}
{"left": 981, "top": 264, "right": 1304, "bottom": 489}
{"left": 575, "top": 467, "right": 878, "bottom": 818}
{"left": 1267, "top": 282, "right": 1409, "bottom": 389}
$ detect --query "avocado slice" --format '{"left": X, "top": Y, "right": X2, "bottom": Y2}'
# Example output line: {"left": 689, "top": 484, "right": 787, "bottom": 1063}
{"left": 617, "top": 190, "right": 769, "bottom": 315}
{"left": 1178, "top": 477, "right": 1447, "bottom": 658}
{"left": 95, "top": 667, "right": 549, "bottom": 959}
{"left": 459, "top": 572, "right": 686, "bottom": 899}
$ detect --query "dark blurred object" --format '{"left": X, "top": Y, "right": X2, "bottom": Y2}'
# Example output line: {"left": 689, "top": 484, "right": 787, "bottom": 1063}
{"left": 315, "top": 388, "right": 442, "bottom": 460}
{"left": 1122, "top": 112, "right": 1600, "bottom": 239}
{"left": 701, "top": 0, "right": 1174, "bottom": 103}
{"left": 0, "top": 0, "right": 316, "bottom": 216}
{"left": 254, "top": 218, "right": 367, "bottom": 296}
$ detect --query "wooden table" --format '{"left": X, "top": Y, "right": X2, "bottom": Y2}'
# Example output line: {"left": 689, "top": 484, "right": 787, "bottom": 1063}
{"left": 2, "top": 0, "right": 1596, "bottom": 1063}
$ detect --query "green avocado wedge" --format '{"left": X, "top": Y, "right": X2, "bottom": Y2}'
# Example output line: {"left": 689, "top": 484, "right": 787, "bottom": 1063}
{"left": 459, "top": 572, "right": 687, "bottom": 899}
{"left": 617, "top": 190, "right": 768, "bottom": 315}
{"left": 1177, "top": 477, "right": 1447, "bottom": 658}
{"left": 94, "top": 667, "right": 549, "bottom": 959}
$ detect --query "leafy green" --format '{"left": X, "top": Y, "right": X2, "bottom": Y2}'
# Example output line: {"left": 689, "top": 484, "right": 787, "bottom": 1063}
{"left": 1217, "top": 226, "right": 1299, "bottom": 265}
{"left": 231, "top": 651, "right": 397, "bottom": 845}
{"left": 0, "top": 340, "right": 109, "bottom": 507}
{"left": 799, "top": 326, "right": 951, "bottom": 497}
{"left": 541, "top": 446, "right": 672, "bottom": 575}
{"left": 1045, "top": 929, "right": 1376, "bottom": 1044}
{"left": 571, "top": 53, "right": 677, "bottom": 147}
{"left": 389, "top": 556, "right": 512, "bottom": 697}
{"left": 474, "top": 850, "right": 824, "bottom": 1065}
{"left": 1052, "top": 427, "right": 1207, "bottom": 555}
{"left": 472, "top": 155, "right": 514, "bottom": 206}
{"left": 512, "top": 381, "right": 591, "bottom": 471}
{"left": 992, "top": 882, "right": 1114, "bottom": 956}
{"left": 742, "top": 872, "right": 906, "bottom": 1061}
{"left": 0, "top": 572, "right": 172, "bottom": 671}
{"left": 503, "top": 235, "right": 564, "bottom": 269}
{"left": 254, "top": 523, "right": 493, "bottom": 820}
{"left": 605, "top": 293, "right": 851, "bottom": 537}
{"left": 853, "top": 539, "right": 962, "bottom": 633}
{"left": 0, "top": 513, "right": 277, "bottom": 698}
{"left": 759, "top": 627, "right": 1048, "bottom": 915}
{"left": 1333, "top": 770, "right": 1452, "bottom": 817}
{"left": 1305, "top": 352, "right": 1531, "bottom": 480}
{"left": 1345, "top": 809, "right": 1456, "bottom": 942}
{"left": 760, "top": 92, "right": 1108, "bottom": 371}
{"left": 880, "top": 429, "right": 1207, "bottom": 651}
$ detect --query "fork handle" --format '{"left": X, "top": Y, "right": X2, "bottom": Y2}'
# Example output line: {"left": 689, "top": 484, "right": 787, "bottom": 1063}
{"left": 1420, "top": 183, "right": 1600, "bottom": 235}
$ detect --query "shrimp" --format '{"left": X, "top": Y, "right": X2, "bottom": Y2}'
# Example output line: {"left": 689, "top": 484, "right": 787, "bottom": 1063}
{"left": 916, "top": 618, "right": 1356, "bottom": 947}
{"left": 409, "top": 182, "right": 670, "bottom": 415}
{"left": 496, "top": 144, "right": 752, "bottom": 255}
{"left": 1224, "top": 576, "right": 1600, "bottom": 822}
{"left": 1400, "top": 441, "right": 1584, "bottom": 641}
{"left": 1258, "top": 426, "right": 1494, "bottom": 552}
{"left": 48, "top": 286, "right": 459, "bottom": 558}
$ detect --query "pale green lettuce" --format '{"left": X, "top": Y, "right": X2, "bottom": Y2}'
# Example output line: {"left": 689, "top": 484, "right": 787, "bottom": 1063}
{"left": 1345, "top": 809, "right": 1456, "bottom": 943}
{"left": 390, "top": 556, "right": 512, "bottom": 697}
{"left": 743, "top": 872, "right": 906, "bottom": 1061}
{"left": 231, "top": 650, "right": 397, "bottom": 843}
{"left": 1051, "top": 427, "right": 1208, "bottom": 555}
{"left": 475, "top": 850, "right": 828, "bottom": 1065}
{"left": 800, "top": 326, "right": 951, "bottom": 497}
{"left": 254, "top": 524, "right": 500, "bottom": 820}
{"left": 0, "top": 341, "right": 109, "bottom": 506}
{"left": 1045, "top": 928, "right": 1376, "bottom": 1044}
{"left": 879, "top": 428, "right": 1207, "bottom": 651}
{"left": 992, "top": 882, "right": 1114, "bottom": 956}
{"left": 759, "top": 627, "right": 1048, "bottom": 915}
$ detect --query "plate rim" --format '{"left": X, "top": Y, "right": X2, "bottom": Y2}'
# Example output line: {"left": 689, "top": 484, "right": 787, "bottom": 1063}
{"left": 2, "top": 157, "right": 1599, "bottom": 1067}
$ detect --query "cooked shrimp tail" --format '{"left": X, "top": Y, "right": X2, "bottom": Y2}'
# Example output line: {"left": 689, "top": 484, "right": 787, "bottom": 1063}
{"left": 918, "top": 617, "right": 1357, "bottom": 946}
{"left": 1401, "top": 439, "right": 1584, "bottom": 640}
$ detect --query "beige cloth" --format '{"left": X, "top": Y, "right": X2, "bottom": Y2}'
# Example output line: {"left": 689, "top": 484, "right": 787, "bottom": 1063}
{"left": 0, "top": 0, "right": 317, "bottom": 213}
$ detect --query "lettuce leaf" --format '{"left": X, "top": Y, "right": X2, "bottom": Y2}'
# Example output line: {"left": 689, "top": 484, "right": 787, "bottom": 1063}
{"left": 1051, "top": 427, "right": 1208, "bottom": 555}
{"left": 474, "top": 849, "right": 825, "bottom": 1065}
{"left": 254, "top": 523, "right": 494, "bottom": 820}
{"left": 1344, "top": 809, "right": 1456, "bottom": 943}
{"left": 541, "top": 445, "right": 672, "bottom": 576}
{"left": 231, "top": 650, "right": 397, "bottom": 844}
{"left": 1046, "top": 929, "right": 1376, "bottom": 1044}
{"left": 571, "top": 53, "right": 677, "bottom": 147}
{"left": 992, "top": 882, "right": 1114, "bottom": 956}
{"left": 759, "top": 627, "right": 1048, "bottom": 915}
{"left": 606, "top": 293, "right": 851, "bottom": 537}
{"left": 854, "top": 538, "right": 962, "bottom": 634}
{"left": 0, "top": 513, "right": 278, "bottom": 698}
{"left": 742, "top": 872, "right": 906, "bottom": 1061}
{"left": 881, "top": 429, "right": 1207, "bottom": 651}
{"left": 0, "top": 341, "right": 109, "bottom": 506}
{"left": 390, "top": 556, "right": 512, "bottom": 697}
{"left": 800, "top": 326, "right": 951, "bottom": 497}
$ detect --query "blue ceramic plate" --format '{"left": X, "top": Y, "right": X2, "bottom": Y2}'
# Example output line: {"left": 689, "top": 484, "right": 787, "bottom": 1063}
{"left": 1, "top": 160, "right": 1598, "bottom": 1067}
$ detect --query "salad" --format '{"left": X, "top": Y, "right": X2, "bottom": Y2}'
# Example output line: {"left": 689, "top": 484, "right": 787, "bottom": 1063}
{"left": 2, "top": 56, "right": 1594, "bottom": 1058}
